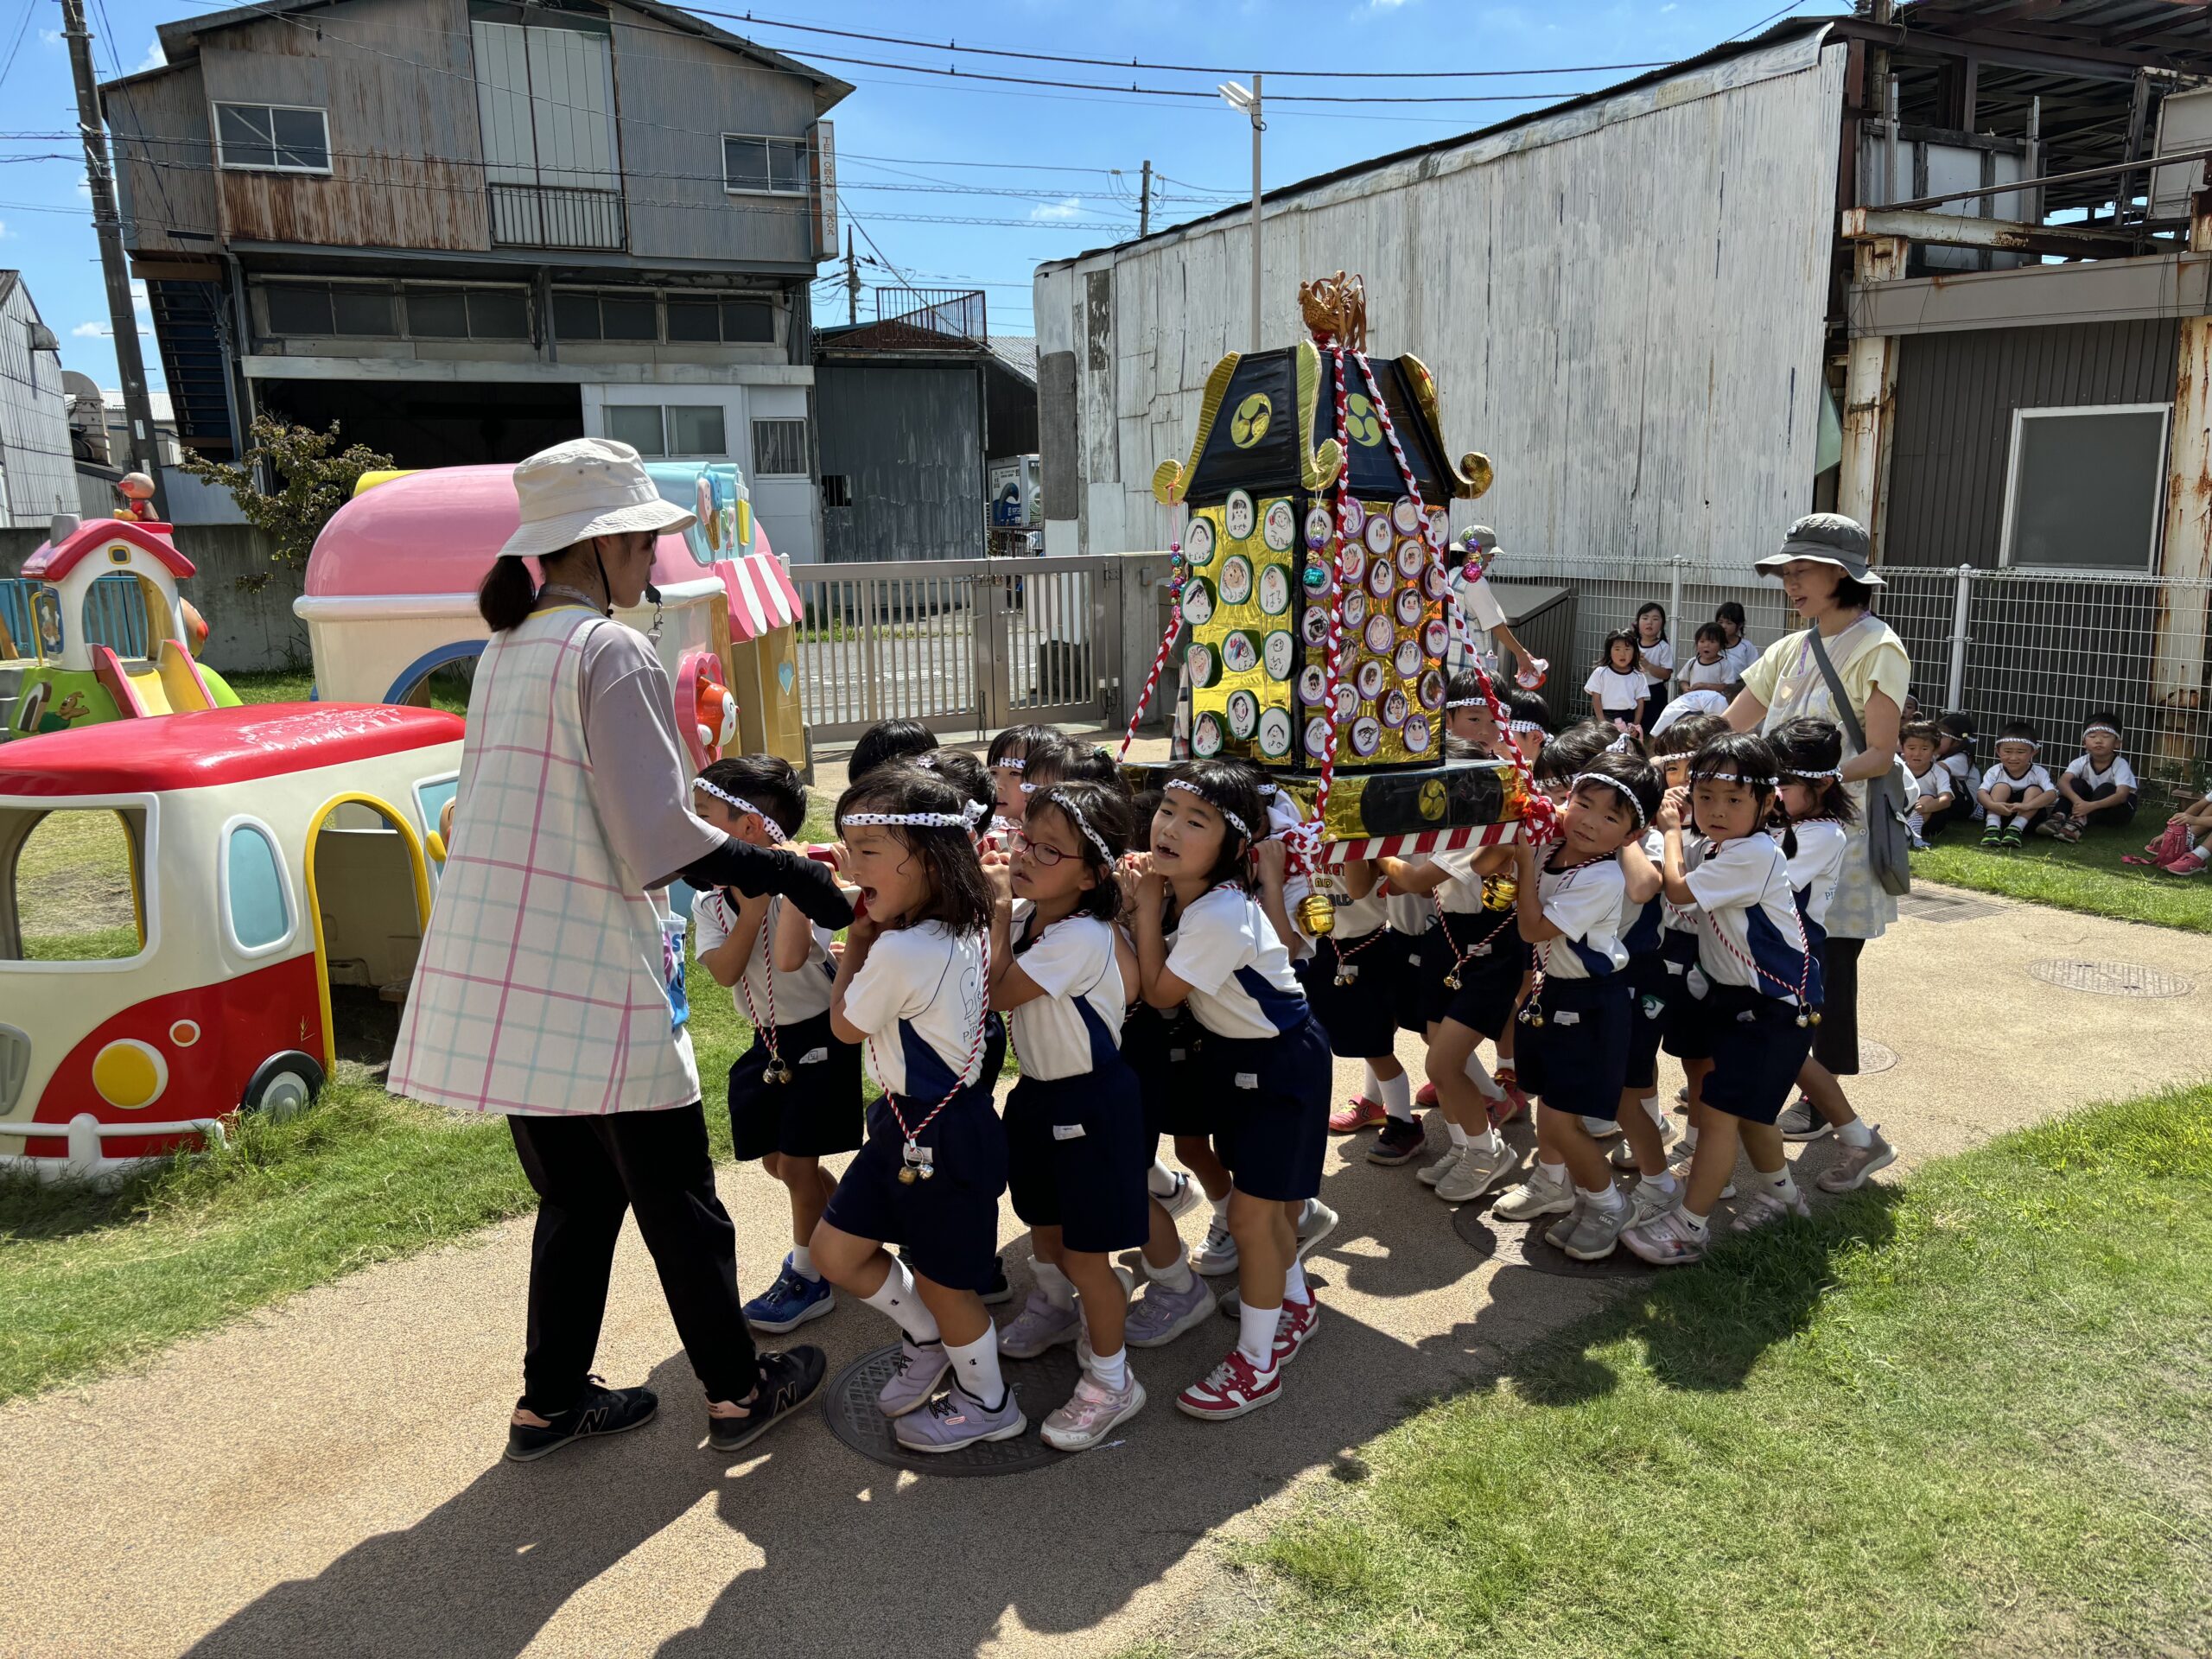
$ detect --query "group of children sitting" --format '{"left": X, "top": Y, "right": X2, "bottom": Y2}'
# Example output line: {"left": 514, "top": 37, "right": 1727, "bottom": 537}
{"left": 681, "top": 677, "right": 1902, "bottom": 1460}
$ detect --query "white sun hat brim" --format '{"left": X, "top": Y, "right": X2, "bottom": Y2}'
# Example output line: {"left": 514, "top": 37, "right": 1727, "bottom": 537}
{"left": 496, "top": 494, "right": 696, "bottom": 561}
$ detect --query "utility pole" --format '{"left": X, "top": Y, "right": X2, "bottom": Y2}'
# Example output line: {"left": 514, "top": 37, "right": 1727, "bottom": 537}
{"left": 845, "top": 226, "right": 860, "bottom": 325}
{"left": 1218, "top": 75, "right": 1264, "bottom": 350}
{"left": 62, "top": 0, "right": 161, "bottom": 513}
{"left": 1139, "top": 158, "right": 1151, "bottom": 238}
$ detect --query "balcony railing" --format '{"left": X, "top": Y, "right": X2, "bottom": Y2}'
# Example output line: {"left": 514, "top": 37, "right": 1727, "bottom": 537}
{"left": 488, "top": 182, "right": 626, "bottom": 251}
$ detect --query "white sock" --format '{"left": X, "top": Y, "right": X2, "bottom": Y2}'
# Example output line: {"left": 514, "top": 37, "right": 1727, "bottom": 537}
{"left": 1645, "top": 1168, "right": 1681, "bottom": 1196}
{"left": 1146, "top": 1158, "right": 1179, "bottom": 1199}
{"left": 945, "top": 1327, "right": 1007, "bottom": 1408}
{"left": 1641, "top": 1094, "right": 1667, "bottom": 1128}
{"left": 1580, "top": 1180, "right": 1625, "bottom": 1212}
{"left": 1764, "top": 1166, "right": 1801, "bottom": 1204}
{"left": 2193, "top": 843, "right": 2210, "bottom": 866}
{"left": 2010, "top": 814, "right": 2030, "bottom": 830}
{"left": 1836, "top": 1116, "right": 1872, "bottom": 1148}
{"left": 1210, "top": 1192, "right": 1232, "bottom": 1230}
{"left": 1682, "top": 1123, "right": 1700, "bottom": 1150}
{"left": 1144, "top": 1251, "right": 1195, "bottom": 1292}
{"left": 1681, "top": 1207, "right": 1711, "bottom": 1235}
{"left": 1470, "top": 1125, "right": 1502, "bottom": 1154}
{"left": 1378, "top": 1070, "right": 1414, "bottom": 1121}
{"left": 1237, "top": 1299, "right": 1281, "bottom": 1370}
{"left": 1033, "top": 1260, "right": 1076, "bottom": 1309}
{"left": 861, "top": 1259, "right": 941, "bottom": 1345}
{"left": 1446, "top": 1119, "right": 1471, "bottom": 1148}
{"left": 1539, "top": 1158, "right": 1567, "bottom": 1185}
{"left": 1465, "top": 1051, "right": 1508, "bottom": 1100}
{"left": 1362, "top": 1062, "right": 1383, "bottom": 1102}
{"left": 789, "top": 1243, "right": 820, "bottom": 1281}
{"left": 1284, "top": 1258, "right": 1311, "bottom": 1305}
{"left": 1090, "top": 1345, "right": 1128, "bottom": 1391}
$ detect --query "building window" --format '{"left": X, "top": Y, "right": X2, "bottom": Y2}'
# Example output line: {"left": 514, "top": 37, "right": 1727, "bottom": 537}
{"left": 214, "top": 103, "right": 331, "bottom": 174}
{"left": 404, "top": 288, "right": 531, "bottom": 340}
{"left": 2001, "top": 404, "right": 2170, "bottom": 572}
{"left": 264, "top": 282, "right": 527, "bottom": 341}
{"left": 753, "top": 418, "right": 809, "bottom": 477}
{"left": 821, "top": 474, "right": 851, "bottom": 508}
{"left": 554, "top": 290, "right": 659, "bottom": 342}
{"left": 724, "top": 134, "right": 808, "bottom": 195}
{"left": 606, "top": 404, "right": 728, "bottom": 459}
{"left": 665, "top": 297, "right": 776, "bottom": 345}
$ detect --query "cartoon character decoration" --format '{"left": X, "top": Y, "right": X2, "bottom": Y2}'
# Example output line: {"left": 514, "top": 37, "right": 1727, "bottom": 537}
{"left": 696, "top": 672, "right": 737, "bottom": 760}
{"left": 113, "top": 472, "right": 157, "bottom": 523}
{"left": 180, "top": 598, "right": 210, "bottom": 658}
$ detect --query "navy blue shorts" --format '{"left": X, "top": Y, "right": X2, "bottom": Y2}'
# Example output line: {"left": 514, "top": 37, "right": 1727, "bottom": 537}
{"left": 819, "top": 1085, "right": 1007, "bottom": 1292}
{"left": 1201, "top": 1016, "right": 1332, "bottom": 1203}
{"left": 1515, "top": 974, "right": 1630, "bottom": 1120}
{"left": 1421, "top": 911, "right": 1522, "bottom": 1027}
{"left": 727, "top": 1010, "right": 863, "bottom": 1161}
{"left": 1440, "top": 943, "right": 1524, "bottom": 1040}
{"left": 1393, "top": 926, "right": 1429, "bottom": 1033}
{"left": 1623, "top": 954, "right": 1673, "bottom": 1092}
{"left": 1699, "top": 985, "right": 1815, "bottom": 1127}
{"left": 1123, "top": 1003, "right": 1209, "bottom": 1140}
{"left": 1005, "top": 1065, "right": 1150, "bottom": 1254}
{"left": 1657, "top": 931, "right": 1713, "bottom": 1062}
{"left": 1301, "top": 927, "right": 1407, "bottom": 1060}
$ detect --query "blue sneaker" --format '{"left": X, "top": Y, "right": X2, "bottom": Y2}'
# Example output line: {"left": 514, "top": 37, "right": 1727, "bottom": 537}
{"left": 743, "top": 1257, "right": 835, "bottom": 1334}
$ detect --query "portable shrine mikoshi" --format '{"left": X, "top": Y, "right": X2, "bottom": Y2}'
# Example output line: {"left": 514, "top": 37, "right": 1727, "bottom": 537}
{"left": 1117, "top": 274, "right": 1553, "bottom": 925}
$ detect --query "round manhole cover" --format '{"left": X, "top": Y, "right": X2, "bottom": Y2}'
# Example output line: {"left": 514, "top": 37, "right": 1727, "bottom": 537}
{"left": 1859, "top": 1039, "right": 1898, "bottom": 1075}
{"left": 2026, "top": 960, "right": 2196, "bottom": 999}
{"left": 822, "top": 1343, "right": 1081, "bottom": 1478}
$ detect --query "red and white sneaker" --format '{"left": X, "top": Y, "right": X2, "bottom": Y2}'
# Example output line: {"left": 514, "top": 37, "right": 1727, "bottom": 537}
{"left": 1272, "top": 1297, "right": 1319, "bottom": 1368}
{"left": 1414, "top": 1081, "right": 1440, "bottom": 1109}
{"left": 1327, "top": 1095, "right": 1388, "bottom": 1134}
{"left": 1175, "top": 1347, "right": 1282, "bottom": 1421}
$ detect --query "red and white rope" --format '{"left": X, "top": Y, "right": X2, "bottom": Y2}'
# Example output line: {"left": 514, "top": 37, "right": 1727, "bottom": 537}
{"left": 870, "top": 930, "right": 995, "bottom": 1143}
{"left": 734, "top": 910, "right": 781, "bottom": 1065}
{"left": 1119, "top": 504, "right": 1188, "bottom": 759}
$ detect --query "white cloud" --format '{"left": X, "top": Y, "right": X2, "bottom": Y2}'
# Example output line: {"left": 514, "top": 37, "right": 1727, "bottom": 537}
{"left": 1030, "top": 196, "right": 1083, "bottom": 220}
{"left": 72, "top": 321, "right": 153, "bottom": 338}
{"left": 75, "top": 175, "right": 92, "bottom": 201}
{"left": 1370, "top": 0, "right": 1409, "bottom": 8}
{"left": 37, "top": 28, "right": 60, "bottom": 45}
{"left": 136, "top": 37, "right": 164, "bottom": 72}
{"left": 130, "top": 278, "right": 149, "bottom": 310}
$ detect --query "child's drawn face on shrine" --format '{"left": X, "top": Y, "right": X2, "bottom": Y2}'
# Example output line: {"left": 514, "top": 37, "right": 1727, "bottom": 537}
{"left": 1224, "top": 493, "right": 1255, "bottom": 541}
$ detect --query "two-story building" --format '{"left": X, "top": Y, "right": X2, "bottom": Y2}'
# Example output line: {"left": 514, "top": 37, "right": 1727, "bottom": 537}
{"left": 99, "top": 0, "right": 849, "bottom": 563}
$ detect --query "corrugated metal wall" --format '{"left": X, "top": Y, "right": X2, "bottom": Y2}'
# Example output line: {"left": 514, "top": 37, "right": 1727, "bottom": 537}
{"left": 107, "top": 62, "right": 221, "bottom": 254}
{"left": 817, "top": 362, "right": 981, "bottom": 563}
{"left": 0, "top": 283, "right": 80, "bottom": 527}
{"left": 1035, "top": 33, "right": 1847, "bottom": 575}
{"left": 1884, "top": 319, "right": 2179, "bottom": 569}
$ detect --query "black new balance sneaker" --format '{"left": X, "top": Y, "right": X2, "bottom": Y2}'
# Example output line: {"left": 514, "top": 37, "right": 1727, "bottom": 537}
{"left": 504, "top": 1376, "right": 658, "bottom": 1462}
{"left": 708, "top": 1346, "right": 829, "bottom": 1454}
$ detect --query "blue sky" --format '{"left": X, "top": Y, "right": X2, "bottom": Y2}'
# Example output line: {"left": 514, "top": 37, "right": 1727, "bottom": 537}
{"left": 10, "top": 0, "right": 1835, "bottom": 392}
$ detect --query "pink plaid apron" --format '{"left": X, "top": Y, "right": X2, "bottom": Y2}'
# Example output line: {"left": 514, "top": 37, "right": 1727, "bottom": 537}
{"left": 391, "top": 607, "right": 700, "bottom": 1116}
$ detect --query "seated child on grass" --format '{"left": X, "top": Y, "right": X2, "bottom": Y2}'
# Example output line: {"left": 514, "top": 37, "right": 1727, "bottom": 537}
{"left": 2044, "top": 713, "right": 2137, "bottom": 842}
{"left": 1976, "top": 721, "right": 2056, "bottom": 849}
{"left": 1899, "top": 721, "right": 1955, "bottom": 848}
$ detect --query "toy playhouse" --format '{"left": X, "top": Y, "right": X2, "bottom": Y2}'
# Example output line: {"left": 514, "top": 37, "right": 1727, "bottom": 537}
{"left": 297, "top": 462, "right": 805, "bottom": 770}
{"left": 4, "top": 516, "right": 242, "bottom": 741}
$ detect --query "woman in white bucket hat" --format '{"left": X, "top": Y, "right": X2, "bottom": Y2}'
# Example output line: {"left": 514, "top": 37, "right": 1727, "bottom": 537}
{"left": 391, "top": 437, "right": 849, "bottom": 1462}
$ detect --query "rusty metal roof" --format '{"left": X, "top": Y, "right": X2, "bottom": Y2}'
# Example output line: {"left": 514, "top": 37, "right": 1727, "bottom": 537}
{"left": 1897, "top": 0, "right": 2212, "bottom": 63}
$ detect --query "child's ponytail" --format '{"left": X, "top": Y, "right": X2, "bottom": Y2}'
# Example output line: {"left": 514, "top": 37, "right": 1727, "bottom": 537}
{"left": 479, "top": 554, "right": 537, "bottom": 632}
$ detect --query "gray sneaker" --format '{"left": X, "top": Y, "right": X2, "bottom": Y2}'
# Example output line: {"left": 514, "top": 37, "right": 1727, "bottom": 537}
{"left": 1622, "top": 1179, "right": 1682, "bottom": 1233}
{"left": 876, "top": 1338, "right": 950, "bottom": 1420}
{"left": 1417, "top": 1144, "right": 1465, "bottom": 1187}
{"left": 891, "top": 1382, "right": 1028, "bottom": 1452}
{"left": 1191, "top": 1217, "right": 1241, "bottom": 1275}
{"left": 1124, "top": 1271, "right": 1217, "bottom": 1347}
{"left": 1547, "top": 1195, "right": 1632, "bottom": 1260}
{"left": 1295, "top": 1198, "right": 1340, "bottom": 1259}
{"left": 1040, "top": 1373, "right": 1146, "bottom": 1452}
{"left": 1435, "top": 1138, "right": 1520, "bottom": 1203}
{"left": 1493, "top": 1166, "right": 1576, "bottom": 1221}
{"left": 996, "top": 1290, "right": 1081, "bottom": 1359}
{"left": 1815, "top": 1127, "right": 1897, "bottom": 1192}
{"left": 1777, "top": 1096, "right": 1829, "bottom": 1141}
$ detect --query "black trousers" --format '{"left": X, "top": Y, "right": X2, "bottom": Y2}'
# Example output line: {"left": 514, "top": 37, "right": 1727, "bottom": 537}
{"left": 508, "top": 1104, "right": 760, "bottom": 1414}
{"left": 1812, "top": 937, "right": 1863, "bottom": 1077}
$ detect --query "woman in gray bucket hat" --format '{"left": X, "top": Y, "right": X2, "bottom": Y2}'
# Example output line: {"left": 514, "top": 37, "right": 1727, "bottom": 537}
{"left": 1723, "top": 512, "right": 1910, "bottom": 1192}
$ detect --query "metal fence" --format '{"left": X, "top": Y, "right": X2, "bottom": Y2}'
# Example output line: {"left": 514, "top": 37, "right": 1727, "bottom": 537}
{"left": 0, "top": 574, "right": 148, "bottom": 660}
{"left": 789, "top": 556, "right": 1122, "bottom": 744}
{"left": 1501, "top": 553, "right": 2212, "bottom": 807}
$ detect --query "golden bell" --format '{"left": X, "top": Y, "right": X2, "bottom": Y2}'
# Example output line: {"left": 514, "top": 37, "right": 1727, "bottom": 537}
{"left": 1483, "top": 874, "right": 1517, "bottom": 912}
{"left": 896, "top": 1166, "right": 918, "bottom": 1185}
{"left": 1296, "top": 890, "right": 1337, "bottom": 938}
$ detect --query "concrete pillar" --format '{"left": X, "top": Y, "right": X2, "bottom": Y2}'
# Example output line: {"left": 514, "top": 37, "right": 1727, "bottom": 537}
{"left": 2153, "top": 187, "right": 2212, "bottom": 772}
{"left": 1840, "top": 235, "right": 1908, "bottom": 561}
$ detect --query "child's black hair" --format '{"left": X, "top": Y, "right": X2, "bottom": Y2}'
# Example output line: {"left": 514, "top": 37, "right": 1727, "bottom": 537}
{"left": 1900, "top": 719, "right": 1941, "bottom": 753}
{"left": 1445, "top": 666, "right": 1498, "bottom": 710}
{"left": 987, "top": 723, "right": 1070, "bottom": 778}
{"left": 1022, "top": 780, "right": 1134, "bottom": 927}
{"left": 1716, "top": 601, "right": 1747, "bottom": 632}
{"left": 1507, "top": 689, "right": 1552, "bottom": 732}
{"left": 849, "top": 718, "right": 938, "bottom": 780}
{"left": 833, "top": 764, "right": 994, "bottom": 936}
{"left": 1599, "top": 628, "right": 1641, "bottom": 671}
{"left": 1770, "top": 715, "right": 1858, "bottom": 825}
{"left": 914, "top": 747, "right": 994, "bottom": 816}
{"left": 1687, "top": 730, "right": 1795, "bottom": 856}
{"left": 1049, "top": 744, "right": 1122, "bottom": 787}
{"left": 1694, "top": 620, "right": 1727, "bottom": 649}
{"left": 1534, "top": 720, "right": 1620, "bottom": 786}
{"left": 2083, "top": 710, "right": 2124, "bottom": 740}
{"left": 1562, "top": 747, "right": 1662, "bottom": 838}
{"left": 696, "top": 753, "right": 807, "bottom": 839}
{"left": 1649, "top": 710, "right": 1727, "bottom": 763}
{"left": 1156, "top": 759, "right": 1265, "bottom": 890}
{"left": 1997, "top": 719, "right": 2040, "bottom": 748}
{"left": 1635, "top": 600, "right": 1669, "bottom": 642}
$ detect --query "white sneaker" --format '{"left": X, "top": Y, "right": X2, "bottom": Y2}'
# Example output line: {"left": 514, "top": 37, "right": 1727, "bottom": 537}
{"left": 1294, "top": 1198, "right": 1340, "bottom": 1260}
{"left": 1580, "top": 1116, "right": 1623, "bottom": 1140}
{"left": 1608, "top": 1135, "right": 1641, "bottom": 1170}
{"left": 1153, "top": 1170, "right": 1202, "bottom": 1220}
{"left": 1621, "top": 1179, "right": 1681, "bottom": 1233}
{"left": 1191, "top": 1217, "right": 1241, "bottom": 1276}
{"left": 1435, "top": 1138, "right": 1520, "bottom": 1203}
{"left": 1493, "top": 1166, "right": 1575, "bottom": 1221}
{"left": 1729, "top": 1186, "right": 1811, "bottom": 1232}
{"left": 1417, "top": 1144, "right": 1466, "bottom": 1188}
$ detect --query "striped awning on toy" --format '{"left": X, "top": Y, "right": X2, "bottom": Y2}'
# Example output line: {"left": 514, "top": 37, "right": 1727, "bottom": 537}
{"left": 720, "top": 551, "right": 802, "bottom": 642}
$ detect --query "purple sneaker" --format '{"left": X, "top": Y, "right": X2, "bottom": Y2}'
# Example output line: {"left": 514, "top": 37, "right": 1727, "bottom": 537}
{"left": 1124, "top": 1272, "right": 1217, "bottom": 1348}
{"left": 891, "top": 1382, "right": 1027, "bottom": 1452}
{"left": 996, "top": 1290, "right": 1080, "bottom": 1359}
{"left": 876, "top": 1338, "right": 949, "bottom": 1419}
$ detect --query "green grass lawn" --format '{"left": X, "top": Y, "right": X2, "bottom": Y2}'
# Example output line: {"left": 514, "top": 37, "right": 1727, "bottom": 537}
{"left": 1914, "top": 822, "right": 2212, "bottom": 933}
{"left": 225, "top": 667, "right": 471, "bottom": 713}
{"left": 1169, "top": 1083, "right": 2212, "bottom": 1659}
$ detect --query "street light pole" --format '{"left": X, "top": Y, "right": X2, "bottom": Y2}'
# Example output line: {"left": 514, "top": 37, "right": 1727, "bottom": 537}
{"left": 1220, "top": 76, "right": 1265, "bottom": 352}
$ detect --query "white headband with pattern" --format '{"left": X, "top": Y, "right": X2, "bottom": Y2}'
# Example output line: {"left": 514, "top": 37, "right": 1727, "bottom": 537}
{"left": 1999, "top": 738, "right": 2042, "bottom": 752}
{"left": 1444, "top": 698, "right": 1485, "bottom": 710}
{"left": 1784, "top": 766, "right": 1843, "bottom": 780}
{"left": 695, "top": 777, "right": 770, "bottom": 823}
{"left": 1691, "top": 768, "right": 1778, "bottom": 788}
{"left": 992, "top": 756, "right": 1026, "bottom": 772}
{"left": 1569, "top": 772, "right": 1647, "bottom": 828}
{"left": 2082, "top": 725, "right": 2120, "bottom": 740}
{"left": 1039, "top": 788, "right": 1113, "bottom": 863}
{"left": 1164, "top": 777, "right": 1252, "bottom": 838}
{"left": 842, "top": 799, "right": 989, "bottom": 830}
{"left": 1510, "top": 720, "right": 1546, "bottom": 734}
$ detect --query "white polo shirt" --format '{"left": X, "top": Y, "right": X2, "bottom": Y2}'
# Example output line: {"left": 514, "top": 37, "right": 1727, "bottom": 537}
{"left": 844, "top": 921, "right": 988, "bottom": 1096}
{"left": 691, "top": 890, "right": 835, "bottom": 1027}
{"left": 1785, "top": 821, "right": 1849, "bottom": 930}
{"left": 1685, "top": 835, "right": 1810, "bottom": 1002}
{"left": 2064, "top": 753, "right": 2136, "bottom": 793}
{"left": 1535, "top": 854, "right": 1628, "bottom": 980}
{"left": 1981, "top": 762, "right": 2054, "bottom": 797}
{"left": 1006, "top": 905, "right": 1125, "bottom": 1081}
{"left": 1166, "top": 886, "right": 1307, "bottom": 1041}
